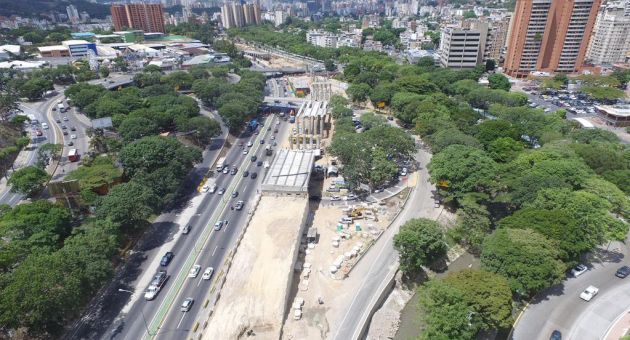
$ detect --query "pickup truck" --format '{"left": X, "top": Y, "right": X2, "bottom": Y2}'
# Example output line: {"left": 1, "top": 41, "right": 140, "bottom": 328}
{"left": 144, "top": 270, "right": 169, "bottom": 300}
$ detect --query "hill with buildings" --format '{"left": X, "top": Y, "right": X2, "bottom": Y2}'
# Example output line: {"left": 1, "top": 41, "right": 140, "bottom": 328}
{"left": 0, "top": 0, "right": 110, "bottom": 19}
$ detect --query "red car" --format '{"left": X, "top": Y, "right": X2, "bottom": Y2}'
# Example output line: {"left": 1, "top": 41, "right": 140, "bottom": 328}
{"left": 35, "top": 130, "right": 43, "bottom": 136}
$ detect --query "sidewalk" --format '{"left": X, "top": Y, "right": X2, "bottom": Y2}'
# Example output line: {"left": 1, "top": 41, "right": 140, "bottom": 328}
{"left": 604, "top": 309, "right": 630, "bottom": 340}
{"left": 0, "top": 147, "right": 37, "bottom": 201}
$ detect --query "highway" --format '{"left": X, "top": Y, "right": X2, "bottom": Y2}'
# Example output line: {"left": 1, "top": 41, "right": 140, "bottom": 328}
{"left": 511, "top": 237, "right": 630, "bottom": 340}
{"left": 95, "top": 115, "right": 287, "bottom": 340}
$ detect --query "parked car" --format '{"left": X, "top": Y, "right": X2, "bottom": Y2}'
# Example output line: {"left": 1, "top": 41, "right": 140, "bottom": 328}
{"left": 571, "top": 264, "right": 588, "bottom": 277}
{"left": 579, "top": 285, "right": 599, "bottom": 301}
{"left": 160, "top": 252, "right": 174, "bottom": 266}
{"left": 616, "top": 265, "right": 630, "bottom": 278}
{"left": 331, "top": 195, "right": 341, "bottom": 201}
{"left": 182, "top": 224, "right": 191, "bottom": 234}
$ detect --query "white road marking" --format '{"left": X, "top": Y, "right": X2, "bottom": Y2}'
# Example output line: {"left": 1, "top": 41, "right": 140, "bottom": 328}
{"left": 212, "top": 246, "right": 218, "bottom": 256}
{"left": 176, "top": 313, "right": 186, "bottom": 328}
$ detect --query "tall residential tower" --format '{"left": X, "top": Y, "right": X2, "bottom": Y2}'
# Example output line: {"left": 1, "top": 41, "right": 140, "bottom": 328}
{"left": 110, "top": 3, "right": 166, "bottom": 33}
{"left": 504, "top": 0, "right": 601, "bottom": 77}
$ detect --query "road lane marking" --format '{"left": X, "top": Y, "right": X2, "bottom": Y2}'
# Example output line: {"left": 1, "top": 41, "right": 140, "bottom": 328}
{"left": 212, "top": 246, "right": 218, "bottom": 256}
{"left": 143, "top": 116, "right": 277, "bottom": 339}
{"left": 176, "top": 313, "right": 186, "bottom": 329}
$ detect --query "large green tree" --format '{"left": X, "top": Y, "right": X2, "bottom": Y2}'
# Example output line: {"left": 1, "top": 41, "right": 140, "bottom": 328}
{"left": 8, "top": 166, "right": 50, "bottom": 196}
{"left": 394, "top": 218, "right": 447, "bottom": 273}
{"left": 481, "top": 228, "right": 565, "bottom": 297}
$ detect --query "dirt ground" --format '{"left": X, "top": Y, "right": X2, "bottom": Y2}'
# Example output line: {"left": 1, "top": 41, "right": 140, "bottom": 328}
{"left": 203, "top": 196, "right": 308, "bottom": 339}
{"left": 281, "top": 191, "right": 408, "bottom": 339}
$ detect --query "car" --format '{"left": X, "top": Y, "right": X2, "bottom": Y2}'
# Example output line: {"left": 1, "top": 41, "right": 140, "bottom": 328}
{"left": 243, "top": 149, "right": 249, "bottom": 155}
{"left": 160, "top": 252, "right": 174, "bottom": 266}
{"left": 222, "top": 167, "right": 229, "bottom": 174}
{"left": 56, "top": 118, "right": 61, "bottom": 123}
{"left": 188, "top": 265, "right": 201, "bottom": 278}
{"left": 243, "top": 170, "right": 249, "bottom": 177}
{"left": 182, "top": 224, "right": 191, "bottom": 234}
{"left": 70, "top": 126, "right": 76, "bottom": 131}
{"left": 571, "top": 264, "right": 588, "bottom": 277}
{"left": 35, "top": 130, "right": 43, "bottom": 136}
{"left": 254, "top": 131, "right": 259, "bottom": 135}
{"left": 202, "top": 267, "right": 214, "bottom": 280}
{"left": 267, "top": 127, "right": 271, "bottom": 131}
{"left": 273, "top": 141, "right": 277, "bottom": 146}
{"left": 67, "top": 141, "right": 74, "bottom": 146}
{"left": 218, "top": 187, "right": 225, "bottom": 195}
{"left": 331, "top": 195, "right": 341, "bottom": 201}
{"left": 235, "top": 200, "right": 244, "bottom": 210}
{"left": 274, "top": 128, "right": 278, "bottom": 133}
{"left": 41, "top": 123, "right": 49, "bottom": 129}
{"left": 580, "top": 285, "right": 599, "bottom": 301}
{"left": 201, "top": 184, "right": 210, "bottom": 192}
{"left": 251, "top": 172, "right": 257, "bottom": 179}
{"left": 257, "top": 160, "right": 263, "bottom": 166}
{"left": 247, "top": 141, "right": 253, "bottom": 147}
{"left": 251, "top": 155, "right": 257, "bottom": 162}
{"left": 232, "top": 191, "right": 239, "bottom": 198}
{"left": 616, "top": 265, "right": 630, "bottom": 278}
{"left": 63, "top": 130, "right": 68, "bottom": 135}
{"left": 230, "top": 167, "right": 237, "bottom": 175}
{"left": 239, "top": 142, "right": 244, "bottom": 147}
{"left": 52, "top": 107, "right": 57, "bottom": 111}
{"left": 181, "top": 298, "right": 194, "bottom": 312}
{"left": 214, "top": 220, "right": 224, "bottom": 231}
{"left": 434, "top": 201, "right": 440, "bottom": 208}
{"left": 61, "top": 125, "right": 67, "bottom": 130}
{"left": 345, "top": 194, "right": 358, "bottom": 201}
{"left": 271, "top": 136, "right": 275, "bottom": 140}
{"left": 550, "top": 330, "right": 562, "bottom": 340}
{"left": 70, "top": 134, "right": 77, "bottom": 139}
{"left": 260, "top": 139, "right": 265, "bottom": 144}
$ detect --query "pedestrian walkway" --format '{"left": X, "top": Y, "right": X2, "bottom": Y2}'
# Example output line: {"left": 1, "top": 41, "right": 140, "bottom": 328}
{"left": 604, "top": 309, "right": 630, "bottom": 340}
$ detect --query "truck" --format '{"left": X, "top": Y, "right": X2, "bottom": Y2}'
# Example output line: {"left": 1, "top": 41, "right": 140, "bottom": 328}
{"left": 249, "top": 118, "right": 259, "bottom": 132}
{"left": 57, "top": 103, "right": 66, "bottom": 113}
{"left": 216, "top": 156, "right": 227, "bottom": 171}
{"left": 144, "top": 270, "right": 169, "bottom": 300}
{"left": 265, "top": 145, "right": 272, "bottom": 156}
{"left": 264, "top": 161, "right": 270, "bottom": 169}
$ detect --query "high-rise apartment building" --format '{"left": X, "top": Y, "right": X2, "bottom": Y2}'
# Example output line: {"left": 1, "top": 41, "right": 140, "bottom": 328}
{"left": 485, "top": 17, "right": 511, "bottom": 62}
{"left": 221, "top": 2, "right": 261, "bottom": 28}
{"left": 438, "top": 23, "right": 489, "bottom": 68}
{"left": 66, "top": 5, "right": 80, "bottom": 24}
{"left": 504, "top": 0, "right": 601, "bottom": 77}
{"left": 586, "top": 2, "right": 630, "bottom": 65}
{"left": 111, "top": 4, "right": 166, "bottom": 33}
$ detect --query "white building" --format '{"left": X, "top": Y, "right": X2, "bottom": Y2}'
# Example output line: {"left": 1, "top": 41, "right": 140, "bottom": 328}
{"left": 438, "top": 23, "right": 488, "bottom": 68}
{"left": 306, "top": 30, "right": 338, "bottom": 48}
{"left": 66, "top": 5, "right": 79, "bottom": 24}
{"left": 587, "top": 2, "right": 630, "bottom": 65}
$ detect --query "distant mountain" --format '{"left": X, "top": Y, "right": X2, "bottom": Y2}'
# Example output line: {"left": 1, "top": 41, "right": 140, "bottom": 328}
{"left": 0, "top": 0, "right": 110, "bottom": 19}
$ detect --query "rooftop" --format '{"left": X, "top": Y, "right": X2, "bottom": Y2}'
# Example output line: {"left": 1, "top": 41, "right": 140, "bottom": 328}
{"left": 261, "top": 149, "right": 315, "bottom": 194}
{"left": 37, "top": 45, "right": 68, "bottom": 52}
{"left": 296, "top": 100, "right": 328, "bottom": 118}
{"left": 596, "top": 104, "right": 630, "bottom": 117}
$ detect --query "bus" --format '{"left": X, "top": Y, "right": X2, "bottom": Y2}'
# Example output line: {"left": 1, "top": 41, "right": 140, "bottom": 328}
{"left": 68, "top": 149, "right": 79, "bottom": 162}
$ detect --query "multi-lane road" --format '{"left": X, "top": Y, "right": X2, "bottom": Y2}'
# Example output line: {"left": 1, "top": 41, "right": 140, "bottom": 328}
{"left": 74, "top": 112, "right": 289, "bottom": 340}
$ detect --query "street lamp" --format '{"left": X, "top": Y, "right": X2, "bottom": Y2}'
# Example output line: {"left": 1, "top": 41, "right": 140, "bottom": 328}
{"left": 118, "top": 288, "right": 153, "bottom": 336}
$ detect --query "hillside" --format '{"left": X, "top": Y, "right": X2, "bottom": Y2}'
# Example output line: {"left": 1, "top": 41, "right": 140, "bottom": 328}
{"left": 0, "top": 0, "right": 110, "bottom": 19}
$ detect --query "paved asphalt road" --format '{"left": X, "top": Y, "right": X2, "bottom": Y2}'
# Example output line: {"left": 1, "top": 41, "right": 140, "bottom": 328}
{"left": 0, "top": 91, "right": 65, "bottom": 206}
{"left": 331, "top": 142, "right": 438, "bottom": 340}
{"left": 79, "top": 115, "right": 287, "bottom": 340}
{"left": 512, "top": 236, "right": 630, "bottom": 340}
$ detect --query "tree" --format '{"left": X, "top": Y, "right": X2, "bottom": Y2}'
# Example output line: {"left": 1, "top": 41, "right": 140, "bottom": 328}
{"left": 581, "top": 86, "right": 625, "bottom": 101}
{"left": 346, "top": 83, "right": 372, "bottom": 102}
{"left": 443, "top": 269, "right": 514, "bottom": 330}
{"left": 8, "top": 166, "right": 50, "bottom": 196}
{"left": 451, "top": 194, "right": 491, "bottom": 252}
{"left": 117, "top": 117, "right": 159, "bottom": 141}
{"left": 19, "top": 78, "right": 53, "bottom": 100}
{"left": 481, "top": 228, "right": 566, "bottom": 297}
{"left": 324, "top": 59, "right": 336, "bottom": 71}
{"left": 0, "top": 93, "right": 19, "bottom": 121}
{"left": 96, "top": 181, "right": 158, "bottom": 227}
{"left": 394, "top": 218, "right": 447, "bottom": 274}
{"left": 487, "top": 137, "right": 524, "bottom": 163}
{"left": 119, "top": 136, "right": 202, "bottom": 179}
{"left": 417, "top": 56, "right": 436, "bottom": 68}
{"left": 488, "top": 73, "right": 511, "bottom": 91}
{"left": 66, "top": 156, "right": 122, "bottom": 192}
{"left": 428, "top": 145, "right": 498, "bottom": 198}
{"left": 98, "top": 65, "right": 110, "bottom": 78}
{"left": 428, "top": 128, "right": 482, "bottom": 153}
{"left": 463, "top": 10, "right": 477, "bottom": 19}
{"left": 161, "top": 71, "right": 194, "bottom": 91}
{"left": 218, "top": 101, "right": 250, "bottom": 130}
{"left": 182, "top": 116, "right": 221, "bottom": 145}
{"left": 419, "top": 280, "right": 478, "bottom": 340}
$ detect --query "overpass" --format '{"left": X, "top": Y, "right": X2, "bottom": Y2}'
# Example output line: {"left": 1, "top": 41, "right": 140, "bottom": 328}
{"left": 88, "top": 74, "right": 134, "bottom": 90}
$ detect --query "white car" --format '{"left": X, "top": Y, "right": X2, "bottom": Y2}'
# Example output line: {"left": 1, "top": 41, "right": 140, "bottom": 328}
{"left": 189, "top": 265, "right": 201, "bottom": 278}
{"left": 580, "top": 285, "right": 599, "bottom": 301}
{"left": 181, "top": 298, "right": 194, "bottom": 312}
{"left": 222, "top": 167, "right": 229, "bottom": 174}
{"left": 70, "top": 134, "right": 77, "bottom": 139}
{"left": 202, "top": 267, "right": 214, "bottom": 280}
{"left": 243, "top": 149, "right": 248, "bottom": 155}
{"left": 201, "top": 184, "right": 210, "bottom": 193}
{"left": 571, "top": 264, "right": 588, "bottom": 277}
{"left": 331, "top": 195, "right": 341, "bottom": 201}
{"left": 247, "top": 141, "right": 253, "bottom": 147}
{"left": 62, "top": 116, "right": 68, "bottom": 121}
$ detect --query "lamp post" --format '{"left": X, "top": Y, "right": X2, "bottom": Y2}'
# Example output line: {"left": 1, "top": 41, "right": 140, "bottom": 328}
{"left": 118, "top": 288, "right": 153, "bottom": 336}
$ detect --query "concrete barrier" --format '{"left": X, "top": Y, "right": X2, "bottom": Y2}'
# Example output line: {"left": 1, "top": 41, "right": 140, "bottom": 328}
{"left": 353, "top": 268, "right": 398, "bottom": 340}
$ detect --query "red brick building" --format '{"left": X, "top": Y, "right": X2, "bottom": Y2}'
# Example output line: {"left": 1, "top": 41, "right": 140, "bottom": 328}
{"left": 111, "top": 4, "right": 165, "bottom": 33}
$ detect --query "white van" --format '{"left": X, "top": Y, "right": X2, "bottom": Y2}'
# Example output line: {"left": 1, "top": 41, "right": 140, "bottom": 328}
{"left": 41, "top": 123, "right": 49, "bottom": 130}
